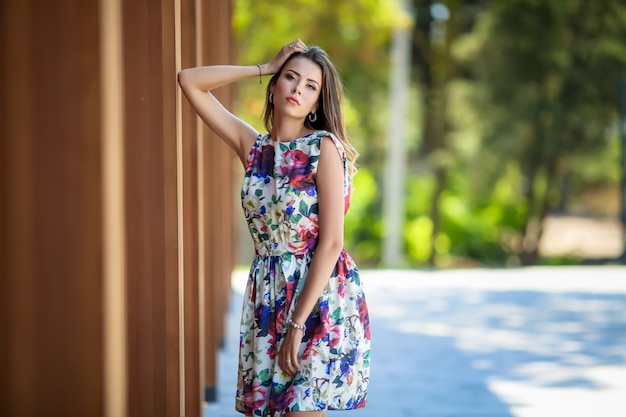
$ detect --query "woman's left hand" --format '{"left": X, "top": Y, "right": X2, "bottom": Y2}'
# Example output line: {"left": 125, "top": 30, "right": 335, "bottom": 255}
{"left": 278, "top": 327, "right": 304, "bottom": 377}
{"left": 264, "top": 39, "right": 308, "bottom": 75}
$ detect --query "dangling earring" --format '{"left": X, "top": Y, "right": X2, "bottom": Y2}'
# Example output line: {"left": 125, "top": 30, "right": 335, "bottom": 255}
{"left": 308, "top": 112, "right": 317, "bottom": 123}
{"left": 269, "top": 92, "right": 273, "bottom": 104}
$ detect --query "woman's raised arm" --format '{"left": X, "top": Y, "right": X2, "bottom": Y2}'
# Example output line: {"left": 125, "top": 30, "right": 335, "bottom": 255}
{"left": 178, "top": 39, "right": 308, "bottom": 165}
{"left": 178, "top": 65, "right": 259, "bottom": 165}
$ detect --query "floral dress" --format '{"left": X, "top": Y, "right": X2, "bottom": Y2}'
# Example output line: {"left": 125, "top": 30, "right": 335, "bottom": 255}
{"left": 236, "top": 130, "right": 371, "bottom": 416}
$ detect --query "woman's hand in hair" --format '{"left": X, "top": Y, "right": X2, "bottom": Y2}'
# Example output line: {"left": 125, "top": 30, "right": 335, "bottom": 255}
{"left": 264, "top": 39, "right": 308, "bottom": 75}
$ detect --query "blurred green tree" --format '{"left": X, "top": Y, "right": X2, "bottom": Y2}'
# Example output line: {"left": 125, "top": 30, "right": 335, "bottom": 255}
{"left": 233, "top": 0, "right": 403, "bottom": 265}
{"left": 454, "top": 0, "right": 626, "bottom": 264}
{"left": 232, "top": 0, "right": 626, "bottom": 267}
{"left": 408, "top": 0, "right": 481, "bottom": 266}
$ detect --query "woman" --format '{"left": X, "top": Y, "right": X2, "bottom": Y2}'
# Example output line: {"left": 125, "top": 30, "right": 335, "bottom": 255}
{"left": 179, "top": 39, "right": 370, "bottom": 417}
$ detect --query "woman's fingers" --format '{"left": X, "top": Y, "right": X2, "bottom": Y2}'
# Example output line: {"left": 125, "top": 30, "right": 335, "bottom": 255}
{"left": 288, "top": 39, "right": 307, "bottom": 52}
{"left": 280, "top": 40, "right": 305, "bottom": 60}
{"left": 267, "top": 39, "right": 308, "bottom": 74}
{"left": 289, "top": 349, "right": 300, "bottom": 374}
{"left": 282, "top": 350, "right": 300, "bottom": 377}
{"left": 280, "top": 352, "right": 297, "bottom": 377}
{"left": 279, "top": 328, "right": 303, "bottom": 377}
{"left": 284, "top": 356, "right": 298, "bottom": 376}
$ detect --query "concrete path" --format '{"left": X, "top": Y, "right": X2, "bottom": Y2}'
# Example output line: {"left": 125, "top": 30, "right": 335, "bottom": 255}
{"left": 204, "top": 266, "right": 626, "bottom": 417}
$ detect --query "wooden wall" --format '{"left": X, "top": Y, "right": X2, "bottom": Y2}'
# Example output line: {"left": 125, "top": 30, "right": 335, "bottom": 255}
{"left": 0, "top": 0, "right": 235, "bottom": 416}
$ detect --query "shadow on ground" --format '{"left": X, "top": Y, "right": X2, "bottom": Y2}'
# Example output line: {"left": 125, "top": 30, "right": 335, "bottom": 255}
{"left": 355, "top": 272, "right": 626, "bottom": 416}
{"left": 206, "top": 268, "right": 626, "bottom": 417}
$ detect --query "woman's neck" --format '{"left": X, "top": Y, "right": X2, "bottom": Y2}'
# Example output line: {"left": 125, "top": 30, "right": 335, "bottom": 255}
{"left": 270, "top": 116, "right": 314, "bottom": 142}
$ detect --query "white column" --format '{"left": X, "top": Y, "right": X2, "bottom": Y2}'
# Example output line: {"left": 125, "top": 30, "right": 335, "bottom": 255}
{"left": 382, "top": 0, "right": 412, "bottom": 267}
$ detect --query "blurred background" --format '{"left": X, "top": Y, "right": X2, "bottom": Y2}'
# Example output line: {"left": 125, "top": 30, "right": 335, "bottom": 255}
{"left": 233, "top": 0, "right": 626, "bottom": 269}
{"left": 1, "top": 1, "right": 625, "bottom": 417}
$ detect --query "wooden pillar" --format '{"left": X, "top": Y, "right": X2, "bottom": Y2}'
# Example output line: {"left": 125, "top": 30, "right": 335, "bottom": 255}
{"left": 100, "top": 0, "right": 127, "bottom": 415}
{"left": 199, "top": 0, "right": 236, "bottom": 403}
{"left": 0, "top": 1, "right": 235, "bottom": 415}
{"left": 179, "top": 0, "right": 202, "bottom": 414}
{"left": 121, "top": 0, "right": 181, "bottom": 415}
{"left": 0, "top": 1, "right": 104, "bottom": 416}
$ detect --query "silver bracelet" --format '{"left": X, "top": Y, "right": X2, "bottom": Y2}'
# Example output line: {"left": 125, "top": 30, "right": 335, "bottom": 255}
{"left": 288, "top": 319, "right": 306, "bottom": 332}
{"left": 256, "top": 64, "right": 262, "bottom": 84}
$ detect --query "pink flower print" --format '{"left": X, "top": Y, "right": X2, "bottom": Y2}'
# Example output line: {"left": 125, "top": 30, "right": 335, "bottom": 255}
{"left": 290, "top": 172, "right": 316, "bottom": 192}
{"left": 309, "top": 301, "right": 330, "bottom": 346}
{"left": 247, "top": 379, "right": 268, "bottom": 411}
{"left": 357, "top": 294, "right": 370, "bottom": 340}
{"left": 328, "top": 323, "right": 342, "bottom": 349}
{"left": 284, "top": 277, "right": 297, "bottom": 301}
{"left": 337, "top": 277, "right": 345, "bottom": 298}
{"left": 310, "top": 321, "right": 329, "bottom": 350}
{"left": 275, "top": 307, "right": 287, "bottom": 337}
{"left": 287, "top": 149, "right": 309, "bottom": 170}
{"left": 297, "top": 224, "right": 319, "bottom": 251}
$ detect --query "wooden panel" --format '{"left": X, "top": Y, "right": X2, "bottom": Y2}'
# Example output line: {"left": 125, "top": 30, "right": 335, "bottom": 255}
{"left": 100, "top": 0, "right": 127, "bottom": 416}
{"left": 212, "top": 0, "right": 236, "bottom": 361}
{"left": 0, "top": 0, "right": 235, "bottom": 415}
{"left": 200, "top": 0, "right": 236, "bottom": 402}
{"left": 0, "top": 1, "right": 104, "bottom": 416}
{"left": 202, "top": 130, "right": 219, "bottom": 402}
{"left": 179, "top": 0, "right": 201, "bottom": 415}
{"left": 122, "top": 0, "right": 180, "bottom": 415}
{"left": 197, "top": 0, "right": 215, "bottom": 394}
{"left": 160, "top": 0, "right": 183, "bottom": 414}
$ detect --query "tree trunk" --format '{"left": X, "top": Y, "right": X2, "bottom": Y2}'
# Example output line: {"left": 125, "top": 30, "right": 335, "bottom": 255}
{"left": 520, "top": 158, "right": 559, "bottom": 265}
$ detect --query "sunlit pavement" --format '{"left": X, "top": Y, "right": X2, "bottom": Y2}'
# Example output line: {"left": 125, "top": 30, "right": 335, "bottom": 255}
{"left": 204, "top": 266, "right": 626, "bottom": 417}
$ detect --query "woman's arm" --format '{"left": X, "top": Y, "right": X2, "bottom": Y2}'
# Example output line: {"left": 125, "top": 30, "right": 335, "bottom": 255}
{"left": 279, "top": 137, "right": 346, "bottom": 376}
{"left": 178, "top": 65, "right": 260, "bottom": 165}
{"left": 178, "top": 39, "right": 308, "bottom": 165}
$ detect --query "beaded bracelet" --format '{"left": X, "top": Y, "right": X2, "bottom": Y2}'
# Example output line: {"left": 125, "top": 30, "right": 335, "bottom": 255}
{"left": 256, "top": 64, "right": 262, "bottom": 85}
{"left": 287, "top": 319, "right": 306, "bottom": 332}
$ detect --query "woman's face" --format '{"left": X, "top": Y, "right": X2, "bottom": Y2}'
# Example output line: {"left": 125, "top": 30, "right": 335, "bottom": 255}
{"left": 271, "top": 57, "right": 322, "bottom": 120}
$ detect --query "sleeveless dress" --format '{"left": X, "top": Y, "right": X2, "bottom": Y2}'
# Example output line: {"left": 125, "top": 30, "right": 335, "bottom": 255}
{"left": 236, "top": 130, "right": 371, "bottom": 416}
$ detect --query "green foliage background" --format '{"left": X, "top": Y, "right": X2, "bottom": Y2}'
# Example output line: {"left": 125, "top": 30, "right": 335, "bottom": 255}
{"left": 232, "top": 0, "right": 626, "bottom": 267}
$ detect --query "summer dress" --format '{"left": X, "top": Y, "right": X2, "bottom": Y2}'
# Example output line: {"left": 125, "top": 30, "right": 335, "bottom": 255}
{"left": 236, "top": 130, "right": 371, "bottom": 416}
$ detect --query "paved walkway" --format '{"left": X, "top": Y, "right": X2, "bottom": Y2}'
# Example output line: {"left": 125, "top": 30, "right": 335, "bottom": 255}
{"left": 204, "top": 266, "right": 626, "bottom": 417}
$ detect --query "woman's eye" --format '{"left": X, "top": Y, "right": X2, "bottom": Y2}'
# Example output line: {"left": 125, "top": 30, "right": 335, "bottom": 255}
{"left": 307, "top": 84, "right": 317, "bottom": 90}
{"left": 286, "top": 74, "right": 295, "bottom": 80}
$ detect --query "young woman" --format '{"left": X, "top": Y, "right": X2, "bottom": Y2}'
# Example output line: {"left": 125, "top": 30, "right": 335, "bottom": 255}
{"left": 179, "top": 39, "right": 370, "bottom": 417}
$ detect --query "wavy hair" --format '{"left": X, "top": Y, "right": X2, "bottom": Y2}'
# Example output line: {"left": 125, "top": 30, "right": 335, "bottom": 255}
{"left": 263, "top": 46, "right": 358, "bottom": 177}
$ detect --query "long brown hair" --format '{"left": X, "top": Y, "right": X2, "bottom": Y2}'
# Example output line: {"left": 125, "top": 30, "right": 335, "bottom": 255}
{"left": 263, "top": 46, "right": 358, "bottom": 177}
